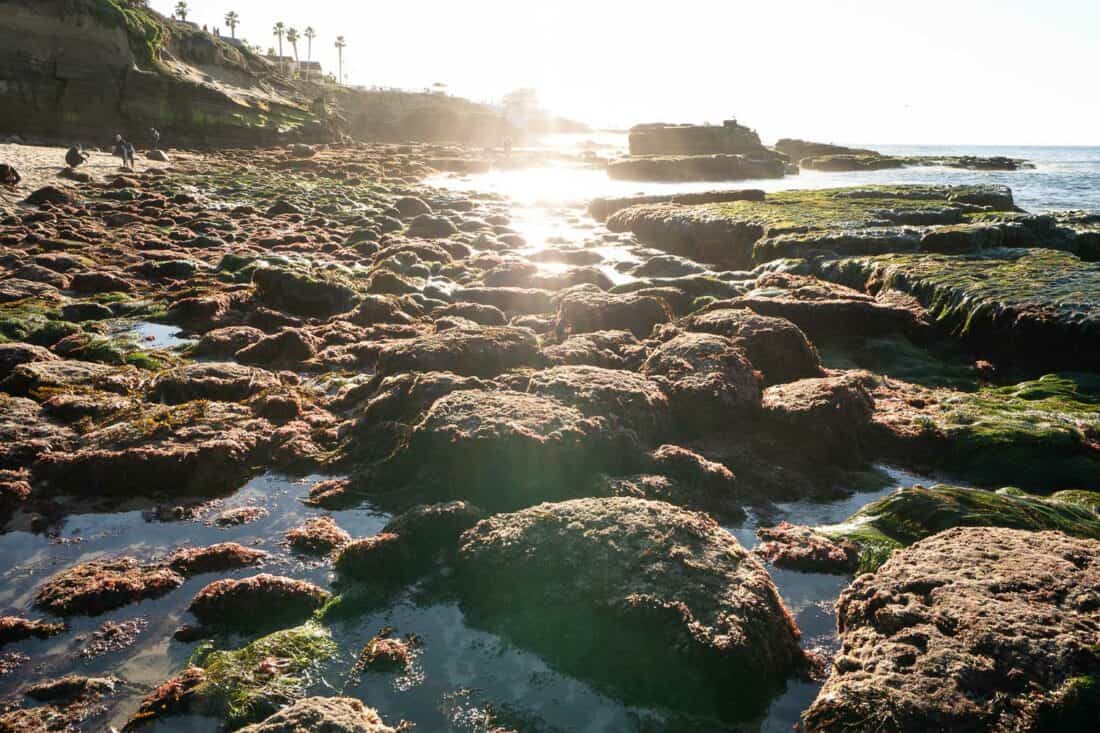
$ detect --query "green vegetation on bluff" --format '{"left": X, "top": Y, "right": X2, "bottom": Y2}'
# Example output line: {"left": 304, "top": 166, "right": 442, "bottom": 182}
{"left": 92, "top": 0, "right": 165, "bottom": 69}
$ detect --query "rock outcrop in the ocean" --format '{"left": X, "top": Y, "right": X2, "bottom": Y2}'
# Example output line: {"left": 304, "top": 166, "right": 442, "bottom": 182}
{"left": 609, "top": 121, "right": 790, "bottom": 181}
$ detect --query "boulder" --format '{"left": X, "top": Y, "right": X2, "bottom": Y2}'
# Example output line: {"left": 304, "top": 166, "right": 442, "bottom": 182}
{"left": 253, "top": 266, "right": 358, "bottom": 317}
{"left": 676, "top": 307, "right": 822, "bottom": 384}
{"left": 803, "top": 528, "right": 1100, "bottom": 732}
{"left": 374, "top": 326, "right": 539, "bottom": 378}
{"left": 526, "top": 365, "right": 671, "bottom": 441}
{"left": 34, "top": 558, "right": 184, "bottom": 616}
{"left": 377, "top": 389, "right": 639, "bottom": 510}
{"left": 557, "top": 289, "right": 671, "bottom": 338}
{"left": 149, "top": 362, "right": 281, "bottom": 404}
{"left": 642, "top": 332, "right": 760, "bottom": 429}
{"left": 188, "top": 574, "right": 330, "bottom": 628}
{"left": 457, "top": 497, "right": 807, "bottom": 719}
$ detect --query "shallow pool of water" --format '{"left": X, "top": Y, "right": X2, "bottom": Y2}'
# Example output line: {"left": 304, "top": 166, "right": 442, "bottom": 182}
{"left": 0, "top": 462, "right": 948, "bottom": 731}
{"left": 110, "top": 320, "right": 195, "bottom": 350}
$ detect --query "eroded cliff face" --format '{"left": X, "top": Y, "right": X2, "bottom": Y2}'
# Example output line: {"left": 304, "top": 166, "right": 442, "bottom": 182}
{"left": 0, "top": 0, "right": 323, "bottom": 146}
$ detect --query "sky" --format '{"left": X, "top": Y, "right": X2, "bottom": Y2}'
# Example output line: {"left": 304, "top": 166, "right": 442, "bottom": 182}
{"left": 151, "top": 0, "right": 1100, "bottom": 145}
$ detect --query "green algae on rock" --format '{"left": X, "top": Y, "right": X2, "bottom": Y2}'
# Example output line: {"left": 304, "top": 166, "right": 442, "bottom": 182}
{"left": 872, "top": 372, "right": 1100, "bottom": 489}
{"left": 456, "top": 497, "right": 807, "bottom": 722}
{"left": 820, "top": 248, "right": 1100, "bottom": 371}
{"left": 130, "top": 623, "right": 337, "bottom": 729}
{"left": 605, "top": 184, "right": 1017, "bottom": 268}
{"left": 820, "top": 484, "right": 1100, "bottom": 572}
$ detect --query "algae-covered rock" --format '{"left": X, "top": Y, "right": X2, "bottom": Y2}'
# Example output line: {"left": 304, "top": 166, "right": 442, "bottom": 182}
{"left": 607, "top": 154, "right": 786, "bottom": 182}
{"left": 238, "top": 696, "right": 394, "bottom": 733}
{"left": 820, "top": 484, "right": 1100, "bottom": 571}
{"left": 607, "top": 185, "right": 1016, "bottom": 268}
{"left": 540, "top": 329, "right": 646, "bottom": 370}
{"left": 457, "top": 497, "right": 806, "bottom": 720}
{"left": 821, "top": 248, "right": 1100, "bottom": 371}
{"left": 253, "top": 265, "right": 359, "bottom": 317}
{"left": 761, "top": 373, "right": 875, "bottom": 462}
{"left": 803, "top": 527, "right": 1100, "bottom": 732}
{"left": 0, "top": 616, "right": 65, "bottom": 645}
{"left": 0, "top": 342, "right": 59, "bottom": 381}
{"left": 872, "top": 373, "right": 1100, "bottom": 489}
{"left": 188, "top": 574, "right": 330, "bottom": 629}
{"left": 526, "top": 365, "right": 671, "bottom": 441}
{"left": 675, "top": 307, "right": 822, "bottom": 384}
{"left": 34, "top": 401, "right": 274, "bottom": 497}
{"left": 642, "top": 332, "right": 760, "bottom": 429}
{"left": 374, "top": 389, "right": 640, "bottom": 510}
{"left": 131, "top": 623, "right": 338, "bottom": 729}
{"left": 34, "top": 558, "right": 184, "bottom": 616}
{"left": 556, "top": 289, "right": 671, "bottom": 338}
{"left": 374, "top": 326, "right": 540, "bottom": 378}
{"left": 285, "top": 516, "right": 352, "bottom": 555}
{"left": 737, "top": 272, "right": 927, "bottom": 341}
{"left": 149, "top": 362, "right": 281, "bottom": 404}
{"left": 167, "top": 543, "right": 269, "bottom": 576}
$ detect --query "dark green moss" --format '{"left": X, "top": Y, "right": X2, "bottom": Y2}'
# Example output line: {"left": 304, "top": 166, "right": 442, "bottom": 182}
{"left": 821, "top": 484, "right": 1100, "bottom": 571}
{"left": 817, "top": 334, "right": 980, "bottom": 390}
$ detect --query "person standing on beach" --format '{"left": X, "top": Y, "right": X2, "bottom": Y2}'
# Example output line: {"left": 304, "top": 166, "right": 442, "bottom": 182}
{"left": 150, "top": 128, "right": 161, "bottom": 150}
{"left": 113, "top": 134, "right": 136, "bottom": 170}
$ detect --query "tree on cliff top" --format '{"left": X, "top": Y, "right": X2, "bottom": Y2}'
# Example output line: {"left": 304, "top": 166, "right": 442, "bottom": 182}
{"left": 225, "top": 11, "right": 240, "bottom": 39}
{"left": 304, "top": 27, "right": 316, "bottom": 79}
{"left": 174, "top": 1, "right": 189, "bottom": 22}
{"left": 286, "top": 28, "right": 300, "bottom": 76}
{"left": 335, "top": 35, "right": 346, "bottom": 86}
{"left": 273, "top": 22, "right": 286, "bottom": 72}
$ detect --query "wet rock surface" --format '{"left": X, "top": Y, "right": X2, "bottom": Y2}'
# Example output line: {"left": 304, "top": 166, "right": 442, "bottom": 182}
{"left": 457, "top": 497, "right": 807, "bottom": 719}
{"left": 0, "top": 134, "right": 1097, "bottom": 732}
{"left": 803, "top": 527, "right": 1100, "bottom": 731}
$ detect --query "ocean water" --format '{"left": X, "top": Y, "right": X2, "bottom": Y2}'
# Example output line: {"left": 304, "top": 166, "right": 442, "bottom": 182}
{"left": 441, "top": 134, "right": 1100, "bottom": 213}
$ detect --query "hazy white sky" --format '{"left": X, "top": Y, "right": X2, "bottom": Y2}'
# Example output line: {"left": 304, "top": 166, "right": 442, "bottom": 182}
{"left": 152, "top": 0, "right": 1100, "bottom": 145}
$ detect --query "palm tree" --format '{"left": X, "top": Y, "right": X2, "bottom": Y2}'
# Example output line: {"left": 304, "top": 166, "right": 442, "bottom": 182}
{"left": 334, "top": 35, "right": 346, "bottom": 86}
{"left": 286, "top": 28, "right": 300, "bottom": 77}
{"left": 174, "top": 1, "right": 189, "bottom": 22}
{"left": 273, "top": 22, "right": 286, "bottom": 72}
{"left": 224, "top": 11, "right": 239, "bottom": 39}
{"left": 304, "top": 27, "right": 316, "bottom": 80}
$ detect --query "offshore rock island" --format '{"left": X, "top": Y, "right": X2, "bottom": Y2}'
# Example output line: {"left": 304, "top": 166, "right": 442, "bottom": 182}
{"left": 0, "top": 1, "right": 1097, "bottom": 732}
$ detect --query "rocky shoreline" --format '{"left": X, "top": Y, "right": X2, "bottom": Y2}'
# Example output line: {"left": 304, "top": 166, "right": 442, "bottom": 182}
{"left": 0, "top": 137, "right": 1097, "bottom": 731}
